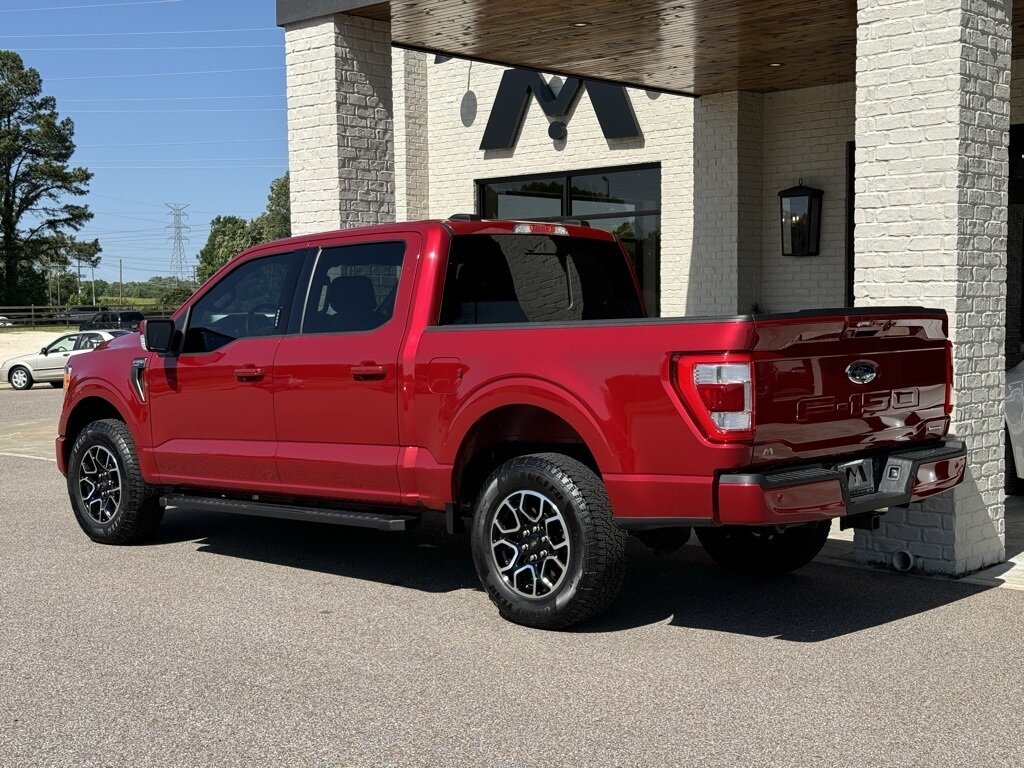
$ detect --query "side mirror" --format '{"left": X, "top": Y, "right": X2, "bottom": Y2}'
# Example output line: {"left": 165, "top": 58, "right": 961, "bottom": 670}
{"left": 142, "top": 319, "right": 176, "bottom": 354}
{"left": 40, "top": 347, "right": 48, "bottom": 355}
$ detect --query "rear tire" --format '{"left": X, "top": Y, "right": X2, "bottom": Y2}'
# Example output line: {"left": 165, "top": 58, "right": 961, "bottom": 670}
{"left": 695, "top": 521, "right": 830, "bottom": 574}
{"left": 471, "top": 453, "right": 628, "bottom": 630}
{"left": 67, "top": 419, "right": 163, "bottom": 544}
{"left": 9, "top": 366, "right": 32, "bottom": 390}
{"left": 49, "top": 380, "right": 63, "bottom": 389}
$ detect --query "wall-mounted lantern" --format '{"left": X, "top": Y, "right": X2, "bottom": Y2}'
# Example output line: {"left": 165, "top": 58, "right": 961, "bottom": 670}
{"left": 779, "top": 180, "right": 824, "bottom": 256}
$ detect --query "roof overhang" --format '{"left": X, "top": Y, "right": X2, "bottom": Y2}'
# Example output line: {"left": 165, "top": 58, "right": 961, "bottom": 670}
{"left": 276, "top": 0, "right": 1024, "bottom": 96}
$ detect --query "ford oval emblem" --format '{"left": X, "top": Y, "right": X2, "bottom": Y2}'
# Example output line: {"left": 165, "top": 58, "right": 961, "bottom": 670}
{"left": 846, "top": 360, "right": 878, "bottom": 385}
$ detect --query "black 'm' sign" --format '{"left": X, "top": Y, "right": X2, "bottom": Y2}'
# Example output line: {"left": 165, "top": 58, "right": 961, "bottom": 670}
{"left": 480, "top": 69, "right": 642, "bottom": 151}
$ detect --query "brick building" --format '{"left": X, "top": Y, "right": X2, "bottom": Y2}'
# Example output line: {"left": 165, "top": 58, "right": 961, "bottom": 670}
{"left": 277, "top": 0, "right": 1019, "bottom": 575}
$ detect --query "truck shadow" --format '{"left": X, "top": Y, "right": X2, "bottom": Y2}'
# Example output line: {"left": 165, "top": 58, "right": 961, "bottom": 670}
{"left": 587, "top": 545, "right": 994, "bottom": 641}
{"left": 155, "top": 510, "right": 994, "bottom": 642}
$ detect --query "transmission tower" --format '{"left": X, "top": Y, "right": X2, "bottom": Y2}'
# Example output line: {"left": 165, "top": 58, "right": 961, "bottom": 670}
{"left": 165, "top": 203, "right": 191, "bottom": 283}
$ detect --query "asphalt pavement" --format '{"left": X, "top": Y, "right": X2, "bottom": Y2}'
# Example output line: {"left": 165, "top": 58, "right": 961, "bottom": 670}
{"left": 1, "top": 386, "right": 1023, "bottom": 766}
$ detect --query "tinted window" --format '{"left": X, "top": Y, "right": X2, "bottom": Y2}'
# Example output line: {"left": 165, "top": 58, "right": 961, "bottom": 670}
{"left": 301, "top": 242, "right": 405, "bottom": 334}
{"left": 478, "top": 165, "right": 662, "bottom": 315}
{"left": 185, "top": 252, "right": 300, "bottom": 353}
{"left": 438, "top": 235, "right": 644, "bottom": 325}
{"left": 120, "top": 312, "right": 144, "bottom": 321}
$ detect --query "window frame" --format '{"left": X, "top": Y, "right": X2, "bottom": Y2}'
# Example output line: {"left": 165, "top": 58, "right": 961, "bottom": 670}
{"left": 47, "top": 334, "right": 79, "bottom": 353}
{"left": 179, "top": 249, "right": 304, "bottom": 355}
{"left": 296, "top": 239, "right": 409, "bottom": 336}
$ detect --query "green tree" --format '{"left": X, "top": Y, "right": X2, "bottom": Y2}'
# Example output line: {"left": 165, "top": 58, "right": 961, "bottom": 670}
{"left": 195, "top": 215, "right": 253, "bottom": 283}
{"left": 194, "top": 173, "right": 291, "bottom": 283}
{"left": 0, "top": 51, "right": 97, "bottom": 304}
{"left": 250, "top": 172, "right": 290, "bottom": 243}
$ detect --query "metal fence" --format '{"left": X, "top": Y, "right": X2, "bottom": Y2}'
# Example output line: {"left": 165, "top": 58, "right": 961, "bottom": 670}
{"left": 0, "top": 305, "right": 176, "bottom": 329}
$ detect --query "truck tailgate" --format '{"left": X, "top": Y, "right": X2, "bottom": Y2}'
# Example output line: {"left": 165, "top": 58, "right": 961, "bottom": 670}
{"left": 751, "top": 309, "right": 951, "bottom": 464}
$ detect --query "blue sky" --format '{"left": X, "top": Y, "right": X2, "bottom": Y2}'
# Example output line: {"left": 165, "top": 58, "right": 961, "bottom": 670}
{"left": 1, "top": 0, "right": 286, "bottom": 284}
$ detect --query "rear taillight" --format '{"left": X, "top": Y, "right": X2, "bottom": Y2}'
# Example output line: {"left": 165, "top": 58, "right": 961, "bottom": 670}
{"left": 944, "top": 342, "right": 954, "bottom": 415}
{"left": 673, "top": 357, "right": 754, "bottom": 442}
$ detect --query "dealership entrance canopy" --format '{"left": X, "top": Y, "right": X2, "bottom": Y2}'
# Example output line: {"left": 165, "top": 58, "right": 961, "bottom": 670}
{"left": 277, "top": 0, "right": 1016, "bottom": 575}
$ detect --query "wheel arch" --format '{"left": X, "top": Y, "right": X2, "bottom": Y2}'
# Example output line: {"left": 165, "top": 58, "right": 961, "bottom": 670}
{"left": 7, "top": 362, "right": 34, "bottom": 380}
{"left": 447, "top": 383, "right": 624, "bottom": 508}
{"left": 61, "top": 384, "right": 144, "bottom": 472}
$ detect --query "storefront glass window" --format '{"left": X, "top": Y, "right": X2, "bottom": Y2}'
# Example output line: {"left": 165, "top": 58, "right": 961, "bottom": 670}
{"left": 478, "top": 164, "right": 661, "bottom": 315}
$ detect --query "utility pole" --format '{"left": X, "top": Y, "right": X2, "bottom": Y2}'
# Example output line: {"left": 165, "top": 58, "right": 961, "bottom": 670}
{"left": 165, "top": 203, "right": 191, "bottom": 283}
{"left": 119, "top": 260, "right": 123, "bottom": 306}
{"left": 91, "top": 264, "right": 96, "bottom": 304}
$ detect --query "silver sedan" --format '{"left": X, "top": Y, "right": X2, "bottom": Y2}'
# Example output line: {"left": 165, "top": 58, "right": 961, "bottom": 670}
{"left": 0, "top": 330, "right": 130, "bottom": 391}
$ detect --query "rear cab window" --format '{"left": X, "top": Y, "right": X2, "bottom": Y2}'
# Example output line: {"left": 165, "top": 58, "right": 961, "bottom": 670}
{"left": 438, "top": 234, "right": 644, "bottom": 325}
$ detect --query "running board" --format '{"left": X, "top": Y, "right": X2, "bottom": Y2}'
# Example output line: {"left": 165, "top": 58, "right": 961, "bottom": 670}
{"left": 159, "top": 494, "right": 416, "bottom": 531}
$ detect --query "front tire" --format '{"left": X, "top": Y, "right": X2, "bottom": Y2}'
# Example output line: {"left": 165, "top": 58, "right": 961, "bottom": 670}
{"left": 695, "top": 521, "right": 830, "bottom": 574}
{"left": 471, "top": 453, "right": 628, "bottom": 630}
{"left": 67, "top": 419, "right": 163, "bottom": 544}
{"left": 9, "top": 366, "right": 32, "bottom": 390}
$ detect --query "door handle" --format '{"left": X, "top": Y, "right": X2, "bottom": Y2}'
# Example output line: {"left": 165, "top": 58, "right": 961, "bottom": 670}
{"left": 351, "top": 363, "right": 387, "bottom": 381}
{"left": 234, "top": 367, "right": 265, "bottom": 382}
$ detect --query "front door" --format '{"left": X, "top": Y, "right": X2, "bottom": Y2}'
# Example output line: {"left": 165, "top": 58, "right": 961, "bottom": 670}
{"left": 147, "top": 250, "right": 303, "bottom": 493}
{"left": 35, "top": 333, "right": 81, "bottom": 378}
{"left": 273, "top": 236, "right": 416, "bottom": 504}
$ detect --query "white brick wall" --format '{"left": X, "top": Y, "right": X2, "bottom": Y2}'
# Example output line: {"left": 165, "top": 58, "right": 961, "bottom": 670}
{"left": 393, "top": 48, "right": 429, "bottom": 221}
{"left": 284, "top": 14, "right": 394, "bottom": 235}
{"left": 422, "top": 58, "right": 695, "bottom": 316}
{"left": 760, "top": 83, "right": 855, "bottom": 312}
{"left": 285, "top": 18, "right": 345, "bottom": 236}
{"left": 853, "top": 0, "right": 1010, "bottom": 574}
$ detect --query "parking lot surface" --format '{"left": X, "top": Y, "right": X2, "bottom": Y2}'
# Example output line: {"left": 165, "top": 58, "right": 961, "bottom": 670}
{"left": 2, "top": 385, "right": 1023, "bottom": 766}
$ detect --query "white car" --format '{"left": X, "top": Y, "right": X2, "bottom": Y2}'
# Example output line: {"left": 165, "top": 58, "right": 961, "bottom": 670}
{"left": 0, "top": 330, "right": 130, "bottom": 391}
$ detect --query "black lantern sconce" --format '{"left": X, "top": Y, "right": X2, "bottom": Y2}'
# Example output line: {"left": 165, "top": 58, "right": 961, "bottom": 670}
{"left": 778, "top": 180, "right": 824, "bottom": 256}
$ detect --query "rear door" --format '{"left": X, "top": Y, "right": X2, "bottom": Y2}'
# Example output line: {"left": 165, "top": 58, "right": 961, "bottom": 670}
{"left": 273, "top": 235, "right": 417, "bottom": 504}
{"left": 751, "top": 310, "right": 951, "bottom": 464}
{"left": 146, "top": 250, "right": 303, "bottom": 492}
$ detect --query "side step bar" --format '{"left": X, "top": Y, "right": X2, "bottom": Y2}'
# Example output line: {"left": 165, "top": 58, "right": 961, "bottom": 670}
{"left": 159, "top": 494, "right": 417, "bottom": 532}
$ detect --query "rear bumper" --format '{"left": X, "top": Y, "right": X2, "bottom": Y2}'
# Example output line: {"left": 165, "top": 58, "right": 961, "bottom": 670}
{"left": 716, "top": 438, "right": 966, "bottom": 525}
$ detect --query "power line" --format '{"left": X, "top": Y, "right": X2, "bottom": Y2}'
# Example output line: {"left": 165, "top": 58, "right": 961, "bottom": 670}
{"left": 89, "top": 164, "right": 286, "bottom": 169}
{"left": 63, "top": 94, "right": 283, "bottom": 101}
{"left": 70, "top": 108, "right": 286, "bottom": 113}
{"left": 20, "top": 44, "right": 281, "bottom": 50}
{"left": 0, "top": 0, "right": 183, "bottom": 12}
{"left": 81, "top": 157, "right": 288, "bottom": 161}
{"left": 78, "top": 138, "right": 283, "bottom": 148}
{"left": 0, "top": 26, "right": 277, "bottom": 37}
{"left": 49, "top": 66, "right": 284, "bottom": 81}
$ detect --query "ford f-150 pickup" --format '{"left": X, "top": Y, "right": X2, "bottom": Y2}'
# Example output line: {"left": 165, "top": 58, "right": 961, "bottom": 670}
{"left": 57, "top": 218, "right": 967, "bottom": 628}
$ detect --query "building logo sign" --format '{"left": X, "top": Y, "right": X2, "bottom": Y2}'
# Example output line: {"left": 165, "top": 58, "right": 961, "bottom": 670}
{"left": 480, "top": 69, "right": 642, "bottom": 151}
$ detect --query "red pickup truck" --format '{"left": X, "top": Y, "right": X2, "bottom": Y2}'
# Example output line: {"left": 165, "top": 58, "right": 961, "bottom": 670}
{"left": 57, "top": 218, "right": 967, "bottom": 628}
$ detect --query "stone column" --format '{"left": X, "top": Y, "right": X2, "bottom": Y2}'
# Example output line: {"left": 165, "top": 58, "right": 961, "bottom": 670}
{"left": 853, "top": 0, "right": 1010, "bottom": 573}
{"left": 688, "top": 91, "right": 763, "bottom": 315}
{"left": 284, "top": 14, "right": 395, "bottom": 235}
